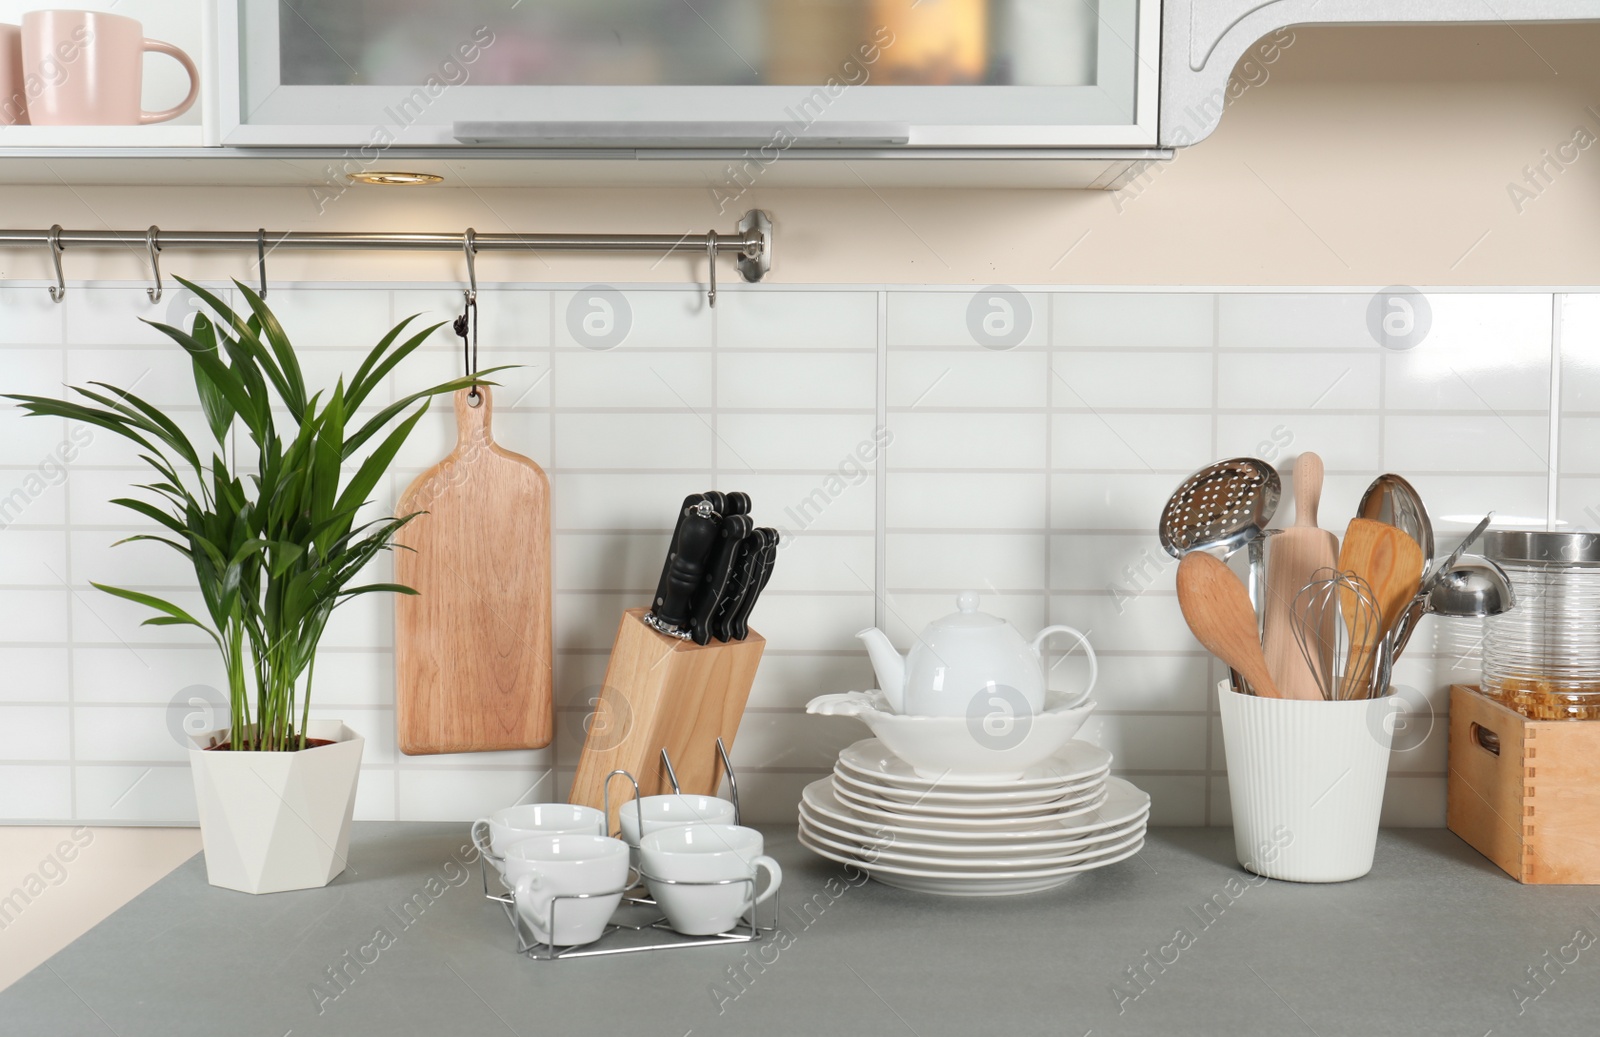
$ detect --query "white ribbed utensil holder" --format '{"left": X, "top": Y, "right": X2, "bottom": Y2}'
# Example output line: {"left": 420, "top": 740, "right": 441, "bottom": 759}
{"left": 1217, "top": 681, "right": 1400, "bottom": 883}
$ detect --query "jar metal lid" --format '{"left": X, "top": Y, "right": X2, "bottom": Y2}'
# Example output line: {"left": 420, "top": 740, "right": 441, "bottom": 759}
{"left": 1483, "top": 529, "right": 1600, "bottom": 565}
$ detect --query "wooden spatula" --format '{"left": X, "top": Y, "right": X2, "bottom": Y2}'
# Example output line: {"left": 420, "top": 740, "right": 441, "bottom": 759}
{"left": 1177, "top": 552, "right": 1282, "bottom": 698}
{"left": 1337, "top": 518, "right": 1425, "bottom": 699}
{"left": 395, "top": 386, "right": 553, "bottom": 754}
{"left": 1262, "top": 453, "right": 1339, "bottom": 700}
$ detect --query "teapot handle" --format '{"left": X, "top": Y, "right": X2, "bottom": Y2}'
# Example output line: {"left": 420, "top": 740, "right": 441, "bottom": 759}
{"left": 1030, "top": 625, "right": 1097, "bottom": 709}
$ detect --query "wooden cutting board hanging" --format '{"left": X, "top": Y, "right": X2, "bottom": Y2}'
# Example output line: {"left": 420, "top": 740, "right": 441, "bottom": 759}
{"left": 395, "top": 385, "right": 553, "bottom": 754}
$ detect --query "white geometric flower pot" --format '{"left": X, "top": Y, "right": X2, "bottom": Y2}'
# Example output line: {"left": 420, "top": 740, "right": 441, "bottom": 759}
{"left": 188, "top": 719, "right": 364, "bottom": 895}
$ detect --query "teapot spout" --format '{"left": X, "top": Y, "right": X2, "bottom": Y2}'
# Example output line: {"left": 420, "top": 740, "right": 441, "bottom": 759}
{"left": 855, "top": 627, "right": 906, "bottom": 713}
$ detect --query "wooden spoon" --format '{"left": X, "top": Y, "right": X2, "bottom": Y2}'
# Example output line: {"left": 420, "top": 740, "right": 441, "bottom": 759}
{"left": 1177, "top": 552, "right": 1283, "bottom": 698}
{"left": 1337, "top": 518, "right": 1425, "bottom": 699}
{"left": 1262, "top": 452, "right": 1339, "bottom": 700}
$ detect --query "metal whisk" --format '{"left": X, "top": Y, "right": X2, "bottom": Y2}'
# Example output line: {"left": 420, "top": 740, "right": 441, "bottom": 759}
{"left": 1291, "top": 568, "right": 1383, "bottom": 701}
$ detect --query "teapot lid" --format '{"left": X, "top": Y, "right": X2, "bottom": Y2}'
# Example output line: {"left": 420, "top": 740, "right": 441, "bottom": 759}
{"left": 931, "top": 591, "right": 1005, "bottom": 630}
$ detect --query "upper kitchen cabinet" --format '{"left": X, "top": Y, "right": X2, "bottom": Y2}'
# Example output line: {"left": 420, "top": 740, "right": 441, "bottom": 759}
{"left": 220, "top": 0, "right": 1160, "bottom": 150}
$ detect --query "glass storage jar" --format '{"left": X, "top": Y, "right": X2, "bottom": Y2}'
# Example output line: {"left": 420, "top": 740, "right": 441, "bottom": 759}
{"left": 1482, "top": 530, "right": 1600, "bottom": 719}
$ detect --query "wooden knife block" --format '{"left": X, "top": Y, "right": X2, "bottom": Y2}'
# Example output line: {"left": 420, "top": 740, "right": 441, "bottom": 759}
{"left": 1448, "top": 685, "right": 1600, "bottom": 884}
{"left": 569, "top": 609, "right": 765, "bottom": 833}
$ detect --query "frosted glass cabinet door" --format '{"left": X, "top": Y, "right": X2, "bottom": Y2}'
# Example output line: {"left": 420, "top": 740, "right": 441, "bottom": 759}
{"left": 220, "top": 0, "right": 1157, "bottom": 147}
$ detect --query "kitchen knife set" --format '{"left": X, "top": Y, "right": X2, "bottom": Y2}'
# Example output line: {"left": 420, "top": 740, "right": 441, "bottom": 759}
{"left": 646, "top": 491, "right": 778, "bottom": 645}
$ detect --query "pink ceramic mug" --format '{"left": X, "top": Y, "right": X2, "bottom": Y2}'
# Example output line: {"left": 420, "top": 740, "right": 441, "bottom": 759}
{"left": 22, "top": 10, "right": 197, "bottom": 126}
{"left": 0, "top": 24, "right": 25, "bottom": 126}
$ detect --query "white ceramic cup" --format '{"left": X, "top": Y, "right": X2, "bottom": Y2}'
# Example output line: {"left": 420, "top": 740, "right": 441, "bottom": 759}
{"left": 471, "top": 803, "right": 605, "bottom": 862}
{"left": 503, "top": 834, "right": 630, "bottom": 947}
{"left": 617, "top": 794, "right": 737, "bottom": 850}
{"left": 640, "top": 823, "right": 782, "bottom": 936}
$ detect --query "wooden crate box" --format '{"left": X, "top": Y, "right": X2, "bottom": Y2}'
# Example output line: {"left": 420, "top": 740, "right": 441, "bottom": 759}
{"left": 1448, "top": 685, "right": 1600, "bottom": 884}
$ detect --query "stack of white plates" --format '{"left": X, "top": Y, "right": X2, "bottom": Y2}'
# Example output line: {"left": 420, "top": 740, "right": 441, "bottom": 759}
{"left": 797, "top": 738, "right": 1150, "bottom": 896}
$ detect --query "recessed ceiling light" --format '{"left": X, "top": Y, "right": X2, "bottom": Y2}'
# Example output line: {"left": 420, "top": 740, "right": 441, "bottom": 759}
{"left": 345, "top": 171, "right": 444, "bottom": 186}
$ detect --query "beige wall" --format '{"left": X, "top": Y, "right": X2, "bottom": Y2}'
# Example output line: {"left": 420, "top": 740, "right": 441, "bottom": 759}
{"left": 3, "top": 23, "right": 1600, "bottom": 287}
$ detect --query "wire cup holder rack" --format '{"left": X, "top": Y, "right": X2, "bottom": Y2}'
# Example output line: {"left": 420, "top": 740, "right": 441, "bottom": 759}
{"left": 477, "top": 739, "right": 779, "bottom": 960}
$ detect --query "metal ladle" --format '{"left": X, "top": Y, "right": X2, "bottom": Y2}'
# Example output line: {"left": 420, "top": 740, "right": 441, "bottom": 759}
{"left": 1373, "top": 555, "right": 1516, "bottom": 694}
{"left": 1428, "top": 556, "right": 1517, "bottom": 619}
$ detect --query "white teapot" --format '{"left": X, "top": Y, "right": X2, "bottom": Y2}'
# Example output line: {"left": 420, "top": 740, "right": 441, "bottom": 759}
{"left": 855, "top": 592, "right": 1096, "bottom": 717}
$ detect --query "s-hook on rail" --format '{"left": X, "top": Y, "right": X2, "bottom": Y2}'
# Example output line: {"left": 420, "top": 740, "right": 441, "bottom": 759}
{"left": 0, "top": 209, "right": 773, "bottom": 307}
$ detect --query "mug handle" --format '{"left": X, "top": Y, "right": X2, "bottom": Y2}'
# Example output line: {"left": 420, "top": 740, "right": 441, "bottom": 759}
{"left": 747, "top": 855, "right": 783, "bottom": 910}
{"left": 511, "top": 872, "right": 551, "bottom": 938}
{"left": 139, "top": 39, "right": 199, "bottom": 125}
{"left": 1030, "top": 624, "right": 1098, "bottom": 709}
{"left": 470, "top": 819, "right": 496, "bottom": 862}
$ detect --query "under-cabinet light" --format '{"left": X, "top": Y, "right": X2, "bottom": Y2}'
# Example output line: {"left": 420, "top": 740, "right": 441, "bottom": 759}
{"left": 345, "top": 171, "right": 444, "bottom": 186}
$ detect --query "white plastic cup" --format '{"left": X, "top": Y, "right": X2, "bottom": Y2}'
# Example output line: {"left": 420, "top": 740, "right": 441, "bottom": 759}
{"left": 1217, "top": 681, "right": 1400, "bottom": 883}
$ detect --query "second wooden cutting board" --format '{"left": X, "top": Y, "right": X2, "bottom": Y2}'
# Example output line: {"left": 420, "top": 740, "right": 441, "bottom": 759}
{"left": 395, "top": 386, "right": 553, "bottom": 754}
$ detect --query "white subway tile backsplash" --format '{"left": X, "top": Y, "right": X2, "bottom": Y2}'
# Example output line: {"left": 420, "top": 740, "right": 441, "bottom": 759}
{"left": 552, "top": 289, "right": 709, "bottom": 351}
{"left": 886, "top": 532, "right": 1048, "bottom": 591}
{"left": 886, "top": 472, "right": 1046, "bottom": 530}
{"left": 245, "top": 288, "right": 391, "bottom": 350}
{"left": 0, "top": 765, "right": 72, "bottom": 819}
{"left": 764, "top": 533, "right": 874, "bottom": 593}
{"left": 555, "top": 531, "right": 668, "bottom": 592}
{"left": 888, "top": 349, "right": 1048, "bottom": 409}
{"left": 1384, "top": 415, "right": 1549, "bottom": 473}
{"left": 554, "top": 412, "right": 714, "bottom": 470}
{"left": 1055, "top": 293, "right": 1214, "bottom": 351}
{"left": 1217, "top": 412, "right": 1377, "bottom": 472}
{"left": 2, "top": 284, "right": 1581, "bottom": 828}
{"left": 718, "top": 291, "right": 878, "bottom": 350}
{"left": 0, "top": 647, "right": 70, "bottom": 702}
{"left": 553, "top": 349, "right": 712, "bottom": 409}
{"left": 2, "top": 589, "right": 70, "bottom": 643}
{"left": 719, "top": 351, "right": 876, "bottom": 411}
{"left": 888, "top": 291, "right": 1047, "bottom": 348}
{"left": 887, "top": 411, "right": 1046, "bottom": 470}
{"left": 1052, "top": 413, "right": 1214, "bottom": 472}
{"left": 1050, "top": 472, "right": 1180, "bottom": 530}
{"left": 1218, "top": 293, "right": 1372, "bottom": 350}
{"left": 1051, "top": 350, "right": 1213, "bottom": 410}
{"left": 0, "top": 705, "right": 71, "bottom": 760}
{"left": 1217, "top": 350, "right": 1380, "bottom": 411}
{"left": 0, "top": 287, "right": 66, "bottom": 345}
{"left": 720, "top": 413, "right": 877, "bottom": 470}
{"left": 75, "top": 705, "right": 187, "bottom": 763}
{"left": 1383, "top": 294, "right": 1553, "bottom": 412}
{"left": 0, "top": 529, "right": 68, "bottom": 585}
{"left": 75, "top": 764, "right": 196, "bottom": 823}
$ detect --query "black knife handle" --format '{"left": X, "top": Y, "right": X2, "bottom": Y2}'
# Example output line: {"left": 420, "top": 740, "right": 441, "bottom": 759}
{"left": 652, "top": 493, "right": 706, "bottom": 618}
{"left": 711, "top": 533, "right": 763, "bottom": 643}
{"left": 723, "top": 491, "right": 751, "bottom": 516}
{"left": 690, "top": 515, "right": 754, "bottom": 645}
{"left": 730, "top": 528, "right": 779, "bottom": 640}
{"left": 654, "top": 507, "right": 721, "bottom": 630}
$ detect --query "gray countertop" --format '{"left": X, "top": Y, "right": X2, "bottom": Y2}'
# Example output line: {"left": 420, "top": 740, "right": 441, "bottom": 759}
{"left": 5, "top": 823, "right": 1599, "bottom": 1037}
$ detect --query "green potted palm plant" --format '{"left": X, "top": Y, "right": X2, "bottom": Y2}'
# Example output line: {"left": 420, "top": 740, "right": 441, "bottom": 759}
{"left": 8, "top": 278, "right": 499, "bottom": 894}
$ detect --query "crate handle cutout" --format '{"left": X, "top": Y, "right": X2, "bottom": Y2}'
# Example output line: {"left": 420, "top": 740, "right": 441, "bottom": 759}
{"left": 1472, "top": 722, "right": 1502, "bottom": 757}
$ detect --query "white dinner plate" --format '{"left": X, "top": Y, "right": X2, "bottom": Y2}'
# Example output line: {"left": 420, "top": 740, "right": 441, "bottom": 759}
{"left": 796, "top": 828, "right": 1145, "bottom": 896}
{"left": 835, "top": 782, "right": 1108, "bottom": 831}
{"left": 837, "top": 738, "right": 1113, "bottom": 792}
{"left": 798, "top": 799, "right": 1148, "bottom": 859}
{"left": 799, "top": 812, "right": 1147, "bottom": 870}
{"left": 831, "top": 765, "right": 1103, "bottom": 807}
{"left": 801, "top": 776, "right": 1150, "bottom": 843}
{"left": 831, "top": 773, "right": 1106, "bottom": 819}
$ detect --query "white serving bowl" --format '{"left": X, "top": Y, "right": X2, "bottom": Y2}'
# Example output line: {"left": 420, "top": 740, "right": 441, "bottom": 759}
{"left": 806, "top": 689, "right": 1096, "bottom": 780}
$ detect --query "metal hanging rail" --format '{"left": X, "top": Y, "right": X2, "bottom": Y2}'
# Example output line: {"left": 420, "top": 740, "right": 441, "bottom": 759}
{"left": 0, "top": 209, "right": 773, "bottom": 307}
